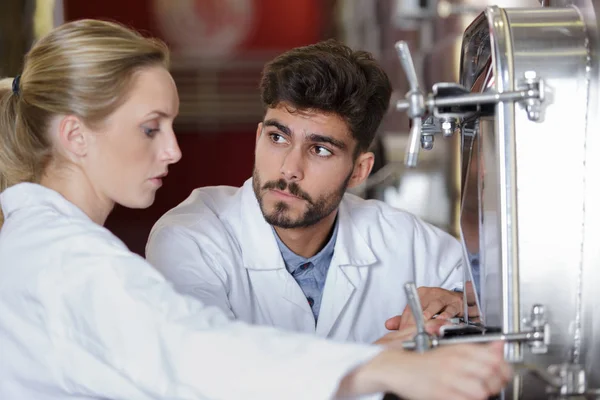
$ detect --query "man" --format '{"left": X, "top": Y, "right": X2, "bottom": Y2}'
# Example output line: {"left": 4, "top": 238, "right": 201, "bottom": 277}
{"left": 146, "top": 40, "right": 471, "bottom": 344}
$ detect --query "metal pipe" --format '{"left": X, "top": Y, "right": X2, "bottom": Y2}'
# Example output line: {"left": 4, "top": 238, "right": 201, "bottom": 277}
{"left": 395, "top": 89, "right": 541, "bottom": 111}
{"left": 401, "top": 330, "right": 545, "bottom": 350}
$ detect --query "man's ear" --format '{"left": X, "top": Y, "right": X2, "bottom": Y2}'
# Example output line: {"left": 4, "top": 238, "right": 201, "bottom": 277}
{"left": 56, "top": 115, "right": 89, "bottom": 160}
{"left": 347, "top": 151, "right": 375, "bottom": 189}
{"left": 255, "top": 122, "right": 263, "bottom": 144}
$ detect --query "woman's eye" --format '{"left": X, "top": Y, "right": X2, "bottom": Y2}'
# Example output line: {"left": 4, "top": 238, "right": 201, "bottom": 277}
{"left": 143, "top": 127, "right": 160, "bottom": 137}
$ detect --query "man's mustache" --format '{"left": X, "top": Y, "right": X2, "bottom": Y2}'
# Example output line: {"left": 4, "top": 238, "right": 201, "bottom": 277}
{"left": 262, "top": 179, "right": 312, "bottom": 203}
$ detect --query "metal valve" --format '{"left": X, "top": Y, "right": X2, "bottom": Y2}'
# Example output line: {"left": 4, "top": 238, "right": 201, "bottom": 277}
{"left": 399, "top": 282, "right": 595, "bottom": 396}
{"left": 401, "top": 282, "right": 549, "bottom": 353}
{"left": 394, "top": 41, "right": 546, "bottom": 168}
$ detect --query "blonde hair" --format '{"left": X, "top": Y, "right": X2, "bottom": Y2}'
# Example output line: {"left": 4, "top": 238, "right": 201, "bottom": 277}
{"left": 0, "top": 19, "right": 170, "bottom": 227}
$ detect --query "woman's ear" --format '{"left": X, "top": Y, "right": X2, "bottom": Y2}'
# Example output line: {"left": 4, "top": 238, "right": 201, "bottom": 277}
{"left": 56, "top": 115, "right": 89, "bottom": 159}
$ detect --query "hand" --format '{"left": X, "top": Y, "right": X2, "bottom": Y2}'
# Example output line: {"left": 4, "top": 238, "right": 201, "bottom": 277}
{"left": 373, "top": 319, "right": 450, "bottom": 350}
{"left": 386, "top": 342, "right": 511, "bottom": 400}
{"left": 385, "top": 286, "right": 479, "bottom": 331}
{"left": 344, "top": 342, "right": 512, "bottom": 400}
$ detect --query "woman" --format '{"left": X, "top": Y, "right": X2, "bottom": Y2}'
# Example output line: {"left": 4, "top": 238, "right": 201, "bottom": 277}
{"left": 0, "top": 19, "right": 510, "bottom": 400}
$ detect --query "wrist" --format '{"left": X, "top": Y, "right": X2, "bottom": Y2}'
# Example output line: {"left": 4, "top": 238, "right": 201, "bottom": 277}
{"left": 338, "top": 349, "right": 411, "bottom": 398}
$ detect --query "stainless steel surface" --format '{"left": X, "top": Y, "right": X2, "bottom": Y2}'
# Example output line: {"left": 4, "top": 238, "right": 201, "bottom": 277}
{"left": 482, "top": 7, "right": 523, "bottom": 365}
{"left": 552, "top": 0, "right": 600, "bottom": 393}
{"left": 392, "top": 0, "right": 600, "bottom": 397}
{"left": 455, "top": 1, "right": 599, "bottom": 398}
{"left": 503, "top": 4, "right": 591, "bottom": 393}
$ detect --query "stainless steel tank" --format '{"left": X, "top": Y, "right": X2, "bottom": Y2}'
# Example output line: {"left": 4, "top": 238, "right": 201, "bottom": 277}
{"left": 395, "top": 0, "right": 600, "bottom": 398}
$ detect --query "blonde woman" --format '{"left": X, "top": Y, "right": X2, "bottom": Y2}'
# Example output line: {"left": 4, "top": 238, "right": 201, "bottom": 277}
{"left": 0, "top": 19, "right": 510, "bottom": 400}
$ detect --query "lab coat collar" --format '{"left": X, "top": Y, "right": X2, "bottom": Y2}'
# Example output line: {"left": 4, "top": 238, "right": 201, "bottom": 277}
{"left": 1, "top": 182, "right": 91, "bottom": 222}
{"left": 237, "top": 179, "right": 377, "bottom": 271}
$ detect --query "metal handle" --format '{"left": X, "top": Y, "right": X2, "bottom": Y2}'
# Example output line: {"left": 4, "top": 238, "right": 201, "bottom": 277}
{"left": 395, "top": 41, "right": 426, "bottom": 168}
{"left": 403, "top": 282, "right": 433, "bottom": 353}
{"left": 403, "top": 282, "right": 426, "bottom": 334}
{"left": 395, "top": 41, "right": 420, "bottom": 94}
{"left": 405, "top": 118, "right": 422, "bottom": 168}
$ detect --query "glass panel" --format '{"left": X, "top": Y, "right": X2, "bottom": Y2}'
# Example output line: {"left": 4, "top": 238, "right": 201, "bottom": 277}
{"left": 459, "top": 128, "right": 482, "bottom": 324}
{"left": 458, "top": 56, "right": 495, "bottom": 326}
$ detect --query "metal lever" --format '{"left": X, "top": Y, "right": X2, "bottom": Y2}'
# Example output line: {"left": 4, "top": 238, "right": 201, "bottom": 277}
{"left": 402, "top": 330, "right": 546, "bottom": 350}
{"left": 395, "top": 42, "right": 420, "bottom": 94}
{"left": 394, "top": 41, "right": 425, "bottom": 168}
{"left": 403, "top": 282, "right": 433, "bottom": 352}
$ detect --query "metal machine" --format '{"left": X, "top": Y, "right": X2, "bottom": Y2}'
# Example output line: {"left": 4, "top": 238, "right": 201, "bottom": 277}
{"left": 395, "top": 0, "right": 600, "bottom": 398}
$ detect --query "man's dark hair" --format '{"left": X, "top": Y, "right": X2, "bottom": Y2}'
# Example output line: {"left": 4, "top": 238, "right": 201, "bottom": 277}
{"left": 259, "top": 39, "right": 392, "bottom": 154}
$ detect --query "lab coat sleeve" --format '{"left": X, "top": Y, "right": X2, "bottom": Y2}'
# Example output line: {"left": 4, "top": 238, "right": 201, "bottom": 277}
{"left": 412, "top": 216, "right": 464, "bottom": 292}
{"left": 146, "top": 224, "right": 235, "bottom": 319}
{"left": 49, "top": 253, "right": 383, "bottom": 400}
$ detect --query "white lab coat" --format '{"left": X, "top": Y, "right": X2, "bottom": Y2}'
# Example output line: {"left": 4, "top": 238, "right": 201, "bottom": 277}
{"left": 0, "top": 183, "right": 382, "bottom": 400}
{"left": 146, "top": 179, "right": 464, "bottom": 344}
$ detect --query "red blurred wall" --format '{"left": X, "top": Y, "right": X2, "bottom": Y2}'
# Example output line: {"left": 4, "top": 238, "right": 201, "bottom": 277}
{"left": 63, "top": 0, "right": 323, "bottom": 255}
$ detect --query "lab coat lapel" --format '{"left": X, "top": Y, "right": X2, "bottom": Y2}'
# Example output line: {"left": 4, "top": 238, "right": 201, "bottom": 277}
{"left": 235, "top": 179, "right": 284, "bottom": 271}
{"left": 315, "top": 198, "right": 377, "bottom": 337}
{"left": 232, "top": 180, "right": 314, "bottom": 317}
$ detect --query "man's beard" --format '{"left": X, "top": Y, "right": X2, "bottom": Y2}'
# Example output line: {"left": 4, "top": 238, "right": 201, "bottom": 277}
{"left": 252, "top": 168, "right": 352, "bottom": 229}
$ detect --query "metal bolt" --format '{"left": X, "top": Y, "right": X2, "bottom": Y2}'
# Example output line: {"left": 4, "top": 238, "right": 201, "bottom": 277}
{"left": 441, "top": 119, "right": 456, "bottom": 137}
{"left": 529, "top": 304, "right": 549, "bottom": 354}
{"left": 547, "top": 364, "right": 587, "bottom": 396}
{"left": 526, "top": 104, "right": 541, "bottom": 121}
{"left": 520, "top": 72, "right": 542, "bottom": 121}
{"left": 532, "top": 305, "right": 545, "bottom": 320}
{"left": 524, "top": 70, "right": 537, "bottom": 81}
{"left": 421, "top": 134, "right": 434, "bottom": 150}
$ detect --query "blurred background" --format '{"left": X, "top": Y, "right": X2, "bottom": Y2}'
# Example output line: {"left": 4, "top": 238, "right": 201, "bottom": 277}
{"left": 0, "top": 0, "right": 537, "bottom": 256}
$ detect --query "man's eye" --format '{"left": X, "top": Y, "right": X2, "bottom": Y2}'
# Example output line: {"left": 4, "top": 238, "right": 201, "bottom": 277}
{"left": 313, "top": 146, "right": 333, "bottom": 157}
{"left": 270, "top": 133, "right": 287, "bottom": 144}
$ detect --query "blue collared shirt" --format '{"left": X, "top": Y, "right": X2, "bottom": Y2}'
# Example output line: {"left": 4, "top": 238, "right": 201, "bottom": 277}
{"left": 273, "top": 220, "right": 339, "bottom": 323}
